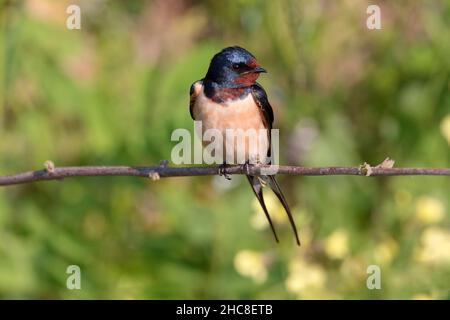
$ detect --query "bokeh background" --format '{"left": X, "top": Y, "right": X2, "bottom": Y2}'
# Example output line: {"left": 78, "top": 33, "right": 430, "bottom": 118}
{"left": 0, "top": 0, "right": 449, "bottom": 299}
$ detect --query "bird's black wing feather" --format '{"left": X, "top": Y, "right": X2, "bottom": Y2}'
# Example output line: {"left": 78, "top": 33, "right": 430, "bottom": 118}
{"left": 251, "top": 82, "right": 274, "bottom": 129}
{"left": 251, "top": 82, "right": 274, "bottom": 124}
{"left": 251, "top": 82, "right": 274, "bottom": 157}
{"left": 249, "top": 82, "right": 300, "bottom": 246}
{"left": 189, "top": 80, "right": 202, "bottom": 120}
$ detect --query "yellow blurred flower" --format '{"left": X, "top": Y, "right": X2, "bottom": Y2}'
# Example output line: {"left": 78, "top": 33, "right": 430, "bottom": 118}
{"left": 412, "top": 291, "right": 441, "bottom": 300}
{"left": 250, "top": 192, "right": 288, "bottom": 230}
{"left": 339, "top": 257, "right": 366, "bottom": 280}
{"left": 250, "top": 207, "right": 270, "bottom": 230}
{"left": 324, "top": 229, "right": 349, "bottom": 260}
{"left": 415, "top": 196, "right": 445, "bottom": 225}
{"left": 374, "top": 238, "right": 399, "bottom": 265}
{"left": 297, "top": 226, "right": 313, "bottom": 247}
{"left": 285, "top": 260, "right": 327, "bottom": 298}
{"left": 414, "top": 227, "right": 450, "bottom": 265}
{"left": 234, "top": 250, "right": 267, "bottom": 284}
{"left": 440, "top": 113, "right": 450, "bottom": 145}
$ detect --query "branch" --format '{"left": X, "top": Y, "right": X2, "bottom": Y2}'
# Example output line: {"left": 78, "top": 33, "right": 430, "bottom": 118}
{"left": 0, "top": 160, "right": 449, "bottom": 186}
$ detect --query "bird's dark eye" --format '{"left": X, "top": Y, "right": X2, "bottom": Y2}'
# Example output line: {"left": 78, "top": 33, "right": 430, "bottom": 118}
{"left": 232, "top": 63, "right": 240, "bottom": 70}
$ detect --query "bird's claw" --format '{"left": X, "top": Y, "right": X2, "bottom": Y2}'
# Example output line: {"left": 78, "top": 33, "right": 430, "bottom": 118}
{"left": 243, "top": 162, "right": 251, "bottom": 175}
{"left": 219, "top": 164, "right": 232, "bottom": 180}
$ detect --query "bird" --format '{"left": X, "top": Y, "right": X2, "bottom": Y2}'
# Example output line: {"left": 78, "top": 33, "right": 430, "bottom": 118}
{"left": 189, "top": 46, "right": 300, "bottom": 245}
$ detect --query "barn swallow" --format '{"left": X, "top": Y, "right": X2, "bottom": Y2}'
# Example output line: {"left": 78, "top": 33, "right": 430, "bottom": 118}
{"left": 189, "top": 46, "right": 300, "bottom": 245}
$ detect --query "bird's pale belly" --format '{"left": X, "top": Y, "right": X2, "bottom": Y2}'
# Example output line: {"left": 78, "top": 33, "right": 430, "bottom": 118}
{"left": 193, "top": 88, "right": 269, "bottom": 164}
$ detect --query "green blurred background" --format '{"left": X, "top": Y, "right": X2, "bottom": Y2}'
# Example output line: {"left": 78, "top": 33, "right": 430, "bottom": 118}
{"left": 0, "top": 0, "right": 449, "bottom": 299}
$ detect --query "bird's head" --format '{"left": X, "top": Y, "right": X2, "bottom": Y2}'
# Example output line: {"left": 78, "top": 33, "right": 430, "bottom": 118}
{"left": 205, "top": 46, "right": 266, "bottom": 87}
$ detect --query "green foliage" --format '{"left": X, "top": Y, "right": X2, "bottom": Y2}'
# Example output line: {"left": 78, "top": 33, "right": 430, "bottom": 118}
{"left": 0, "top": 0, "right": 449, "bottom": 299}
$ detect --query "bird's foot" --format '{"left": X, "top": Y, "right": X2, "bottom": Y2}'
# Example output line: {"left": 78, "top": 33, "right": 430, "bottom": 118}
{"left": 258, "top": 176, "right": 267, "bottom": 187}
{"left": 218, "top": 163, "right": 232, "bottom": 180}
{"left": 243, "top": 162, "right": 252, "bottom": 175}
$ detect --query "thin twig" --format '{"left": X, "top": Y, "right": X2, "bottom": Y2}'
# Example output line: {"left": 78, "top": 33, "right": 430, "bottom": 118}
{"left": 0, "top": 162, "right": 449, "bottom": 186}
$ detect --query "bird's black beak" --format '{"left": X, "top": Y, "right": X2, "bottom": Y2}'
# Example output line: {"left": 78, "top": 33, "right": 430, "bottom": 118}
{"left": 253, "top": 66, "right": 267, "bottom": 73}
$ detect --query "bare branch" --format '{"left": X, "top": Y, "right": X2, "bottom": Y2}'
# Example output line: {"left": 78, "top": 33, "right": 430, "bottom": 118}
{"left": 0, "top": 162, "right": 449, "bottom": 186}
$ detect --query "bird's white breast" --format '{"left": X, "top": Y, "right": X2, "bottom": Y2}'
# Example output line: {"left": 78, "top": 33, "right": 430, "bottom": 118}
{"left": 192, "top": 83, "right": 269, "bottom": 164}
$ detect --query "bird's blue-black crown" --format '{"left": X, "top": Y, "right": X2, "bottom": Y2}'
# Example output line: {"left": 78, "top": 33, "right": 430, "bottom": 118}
{"left": 205, "top": 46, "right": 256, "bottom": 84}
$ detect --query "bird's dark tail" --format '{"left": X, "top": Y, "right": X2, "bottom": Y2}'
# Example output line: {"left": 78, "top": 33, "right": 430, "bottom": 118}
{"left": 267, "top": 175, "right": 300, "bottom": 246}
{"left": 246, "top": 175, "right": 300, "bottom": 246}
{"left": 246, "top": 175, "right": 279, "bottom": 243}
